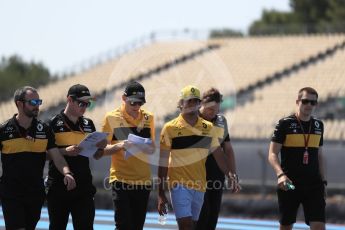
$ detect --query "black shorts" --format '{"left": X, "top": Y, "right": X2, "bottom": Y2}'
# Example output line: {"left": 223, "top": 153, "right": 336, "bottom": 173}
{"left": 277, "top": 183, "right": 326, "bottom": 225}
{"left": 1, "top": 194, "right": 45, "bottom": 230}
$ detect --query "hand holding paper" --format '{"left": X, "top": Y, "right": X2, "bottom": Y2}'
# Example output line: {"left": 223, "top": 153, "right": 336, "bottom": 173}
{"left": 78, "top": 132, "right": 108, "bottom": 158}
{"left": 65, "top": 145, "right": 82, "bottom": 156}
{"left": 127, "top": 134, "right": 153, "bottom": 145}
{"left": 96, "top": 138, "right": 108, "bottom": 149}
{"left": 124, "top": 134, "right": 153, "bottom": 159}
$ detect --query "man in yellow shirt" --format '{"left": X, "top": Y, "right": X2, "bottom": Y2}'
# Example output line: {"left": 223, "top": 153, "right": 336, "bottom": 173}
{"left": 96, "top": 81, "right": 155, "bottom": 230}
{"left": 157, "top": 85, "right": 239, "bottom": 230}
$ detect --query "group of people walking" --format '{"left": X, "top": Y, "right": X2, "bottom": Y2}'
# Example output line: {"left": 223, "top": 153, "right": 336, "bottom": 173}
{"left": 0, "top": 81, "right": 326, "bottom": 230}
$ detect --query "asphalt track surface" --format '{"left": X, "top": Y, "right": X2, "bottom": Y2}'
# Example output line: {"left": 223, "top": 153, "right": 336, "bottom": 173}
{"left": 1, "top": 207, "right": 344, "bottom": 230}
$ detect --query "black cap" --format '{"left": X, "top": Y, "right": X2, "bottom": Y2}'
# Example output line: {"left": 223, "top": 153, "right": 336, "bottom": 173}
{"left": 124, "top": 81, "right": 146, "bottom": 103}
{"left": 67, "top": 84, "right": 93, "bottom": 100}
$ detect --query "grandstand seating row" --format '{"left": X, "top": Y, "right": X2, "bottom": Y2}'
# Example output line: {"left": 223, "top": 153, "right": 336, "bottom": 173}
{"left": 0, "top": 42, "right": 206, "bottom": 121}
{"left": 213, "top": 35, "right": 345, "bottom": 91}
{"left": 227, "top": 48, "right": 345, "bottom": 139}
{"left": 1, "top": 35, "right": 345, "bottom": 140}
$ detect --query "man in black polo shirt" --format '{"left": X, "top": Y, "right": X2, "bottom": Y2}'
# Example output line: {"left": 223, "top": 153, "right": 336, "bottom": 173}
{"left": 268, "top": 87, "right": 326, "bottom": 230}
{"left": 196, "top": 88, "right": 240, "bottom": 230}
{"left": 46, "top": 84, "right": 107, "bottom": 230}
{"left": 0, "top": 86, "right": 76, "bottom": 230}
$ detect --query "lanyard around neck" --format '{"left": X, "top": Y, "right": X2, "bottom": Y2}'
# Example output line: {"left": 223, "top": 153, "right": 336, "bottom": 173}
{"left": 62, "top": 114, "right": 85, "bottom": 134}
{"left": 295, "top": 115, "right": 312, "bottom": 150}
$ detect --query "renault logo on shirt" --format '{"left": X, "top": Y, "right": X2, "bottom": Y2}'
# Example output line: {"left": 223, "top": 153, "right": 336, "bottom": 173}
{"left": 289, "top": 123, "right": 297, "bottom": 129}
{"left": 56, "top": 120, "right": 64, "bottom": 126}
{"left": 37, "top": 123, "right": 43, "bottom": 132}
{"left": 4, "top": 126, "right": 15, "bottom": 134}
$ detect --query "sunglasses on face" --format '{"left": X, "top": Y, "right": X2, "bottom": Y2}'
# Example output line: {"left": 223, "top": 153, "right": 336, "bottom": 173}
{"left": 23, "top": 99, "right": 43, "bottom": 106}
{"left": 300, "top": 99, "right": 318, "bottom": 106}
{"left": 128, "top": 101, "right": 144, "bottom": 106}
{"left": 74, "top": 99, "right": 91, "bottom": 108}
{"left": 185, "top": 98, "right": 201, "bottom": 104}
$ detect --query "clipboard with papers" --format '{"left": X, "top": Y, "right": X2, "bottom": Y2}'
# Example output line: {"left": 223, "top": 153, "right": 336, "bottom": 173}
{"left": 124, "top": 134, "right": 152, "bottom": 159}
{"left": 78, "top": 132, "right": 108, "bottom": 158}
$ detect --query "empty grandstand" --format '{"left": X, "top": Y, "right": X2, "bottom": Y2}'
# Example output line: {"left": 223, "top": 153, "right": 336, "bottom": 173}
{"left": 1, "top": 34, "right": 345, "bottom": 206}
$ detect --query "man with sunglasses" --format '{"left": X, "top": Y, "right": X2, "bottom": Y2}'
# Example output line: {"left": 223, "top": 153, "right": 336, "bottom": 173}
{"left": 158, "top": 85, "right": 238, "bottom": 230}
{"left": 196, "top": 88, "right": 240, "bottom": 230}
{"left": 0, "top": 86, "right": 76, "bottom": 230}
{"left": 268, "top": 87, "right": 327, "bottom": 230}
{"left": 96, "top": 81, "right": 155, "bottom": 229}
{"left": 46, "top": 84, "right": 107, "bottom": 230}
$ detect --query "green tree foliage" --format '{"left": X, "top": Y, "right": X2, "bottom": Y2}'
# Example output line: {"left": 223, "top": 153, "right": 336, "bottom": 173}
{"left": 0, "top": 55, "right": 54, "bottom": 101}
{"left": 249, "top": 0, "right": 345, "bottom": 35}
{"left": 209, "top": 28, "right": 244, "bottom": 38}
{"left": 249, "top": 10, "right": 301, "bottom": 35}
{"left": 291, "top": 0, "right": 329, "bottom": 24}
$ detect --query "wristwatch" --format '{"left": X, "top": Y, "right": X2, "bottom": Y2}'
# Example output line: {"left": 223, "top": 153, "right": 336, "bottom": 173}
{"left": 228, "top": 173, "right": 239, "bottom": 183}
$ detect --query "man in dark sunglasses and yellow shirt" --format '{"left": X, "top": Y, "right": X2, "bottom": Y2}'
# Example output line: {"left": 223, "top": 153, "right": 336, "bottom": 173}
{"left": 0, "top": 86, "right": 76, "bottom": 230}
{"left": 95, "top": 81, "right": 155, "bottom": 230}
{"left": 46, "top": 84, "right": 107, "bottom": 230}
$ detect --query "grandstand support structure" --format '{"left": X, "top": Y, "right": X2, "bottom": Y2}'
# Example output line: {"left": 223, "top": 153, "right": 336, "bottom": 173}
{"left": 38, "top": 43, "right": 222, "bottom": 123}
{"left": 56, "top": 29, "right": 212, "bottom": 77}
{"left": 228, "top": 38, "right": 345, "bottom": 109}
{"left": 162, "top": 37, "right": 345, "bottom": 126}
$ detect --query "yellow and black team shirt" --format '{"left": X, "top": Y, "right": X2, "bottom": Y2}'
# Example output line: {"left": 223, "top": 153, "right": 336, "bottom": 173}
{"left": 205, "top": 114, "right": 230, "bottom": 184}
{"left": 0, "top": 114, "right": 56, "bottom": 198}
{"left": 102, "top": 105, "right": 155, "bottom": 185}
{"left": 48, "top": 111, "right": 96, "bottom": 195}
{"left": 271, "top": 114, "right": 324, "bottom": 186}
{"left": 160, "top": 114, "right": 220, "bottom": 192}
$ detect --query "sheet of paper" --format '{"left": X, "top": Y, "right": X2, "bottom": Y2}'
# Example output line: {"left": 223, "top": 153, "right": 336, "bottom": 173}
{"left": 125, "top": 134, "right": 152, "bottom": 159}
{"left": 128, "top": 134, "right": 152, "bottom": 144}
{"left": 78, "top": 132, "right": 108, "bottom": 158}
